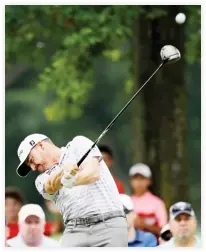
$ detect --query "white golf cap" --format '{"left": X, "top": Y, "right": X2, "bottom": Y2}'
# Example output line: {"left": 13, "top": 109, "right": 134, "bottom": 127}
{"left": 129, "top": 163, "right": 152, "bottom": 178}
{"left": 119, "top": 194, "right": 134, "bottom": 212}
{"left": 16, "top": 133, "right": 48, "bottom": 177}
{"left": 169, "top": 201, "right": 195, "bottom": 220}
{"left": 18, "top": 204, "right": 45, "bottom": 223}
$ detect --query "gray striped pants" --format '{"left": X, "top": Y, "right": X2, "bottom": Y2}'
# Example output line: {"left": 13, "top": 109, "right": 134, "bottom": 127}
{"left": 60, "top": 216, "right": 128, "bottom": 247}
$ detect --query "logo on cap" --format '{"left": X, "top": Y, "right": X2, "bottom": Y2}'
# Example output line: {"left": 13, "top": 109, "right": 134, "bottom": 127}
{"left": 18, "top": 149, "right": 23, "bottom": 157}
{"left": 29, "top": 140, "right": 35, "bottom": 146}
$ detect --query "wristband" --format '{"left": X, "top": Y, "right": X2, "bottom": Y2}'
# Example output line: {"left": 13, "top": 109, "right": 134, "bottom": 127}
{"left": 61, "top": 175, "right": 76, "bottom": 189}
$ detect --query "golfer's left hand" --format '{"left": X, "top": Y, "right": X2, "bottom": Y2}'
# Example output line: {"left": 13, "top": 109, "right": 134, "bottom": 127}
{"left": 63, "top": 163, "right": 80, "bottom": 179}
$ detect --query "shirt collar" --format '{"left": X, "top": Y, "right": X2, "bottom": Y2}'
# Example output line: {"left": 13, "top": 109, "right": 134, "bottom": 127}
{"left": 17, "top": 232, "right": 45, "bottom": 247}
{"left": 132, "top": 191, "right": 151, "bottom": 199}
{"left": 170, "top": 236, "right": 200, "bottom": 246}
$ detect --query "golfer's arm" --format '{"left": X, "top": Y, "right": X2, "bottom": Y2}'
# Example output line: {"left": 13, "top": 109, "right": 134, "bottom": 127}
{"left": 44, "top": 168, "right": 64, "bottom": 194}
{"left": 74, "top": 157, "right": 100, "bottom": 186}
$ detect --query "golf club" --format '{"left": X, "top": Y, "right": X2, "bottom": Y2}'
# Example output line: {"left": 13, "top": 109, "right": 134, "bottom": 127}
{"left": 77, "top": 45, "right": 181, "bottom": 167}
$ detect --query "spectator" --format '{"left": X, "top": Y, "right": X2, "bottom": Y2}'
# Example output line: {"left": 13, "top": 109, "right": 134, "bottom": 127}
{"left": 5, "top": 221, "right": 10, "bottom": 247}
{"left": 119, "top": 194, "right": 157, "bottom": 247}
{"left": 129, "top": 163, "right": 167, "bottom": 236}
{"left": 5, "top": 186, "right": 59, "bottom": 238}
{"left": 7, "top": 204, "right": 59, "bottom": 247}
{"left": 5, "top": 186, "right": 25, "bottom": 239}
{"left": 99, "top": 145, "right": 124, "bottom": 193}
{"left": 159, "top": 202, "right": 201, "bottom": 247}
{"left": 159, "top": 224, "right": 172, "bottom": 244}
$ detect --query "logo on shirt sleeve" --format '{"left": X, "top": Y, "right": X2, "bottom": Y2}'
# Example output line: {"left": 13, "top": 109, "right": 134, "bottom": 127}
{"left": 46, "top": 164, "right": 59, "bottom": 175}
{"left": 35, "top": 177, "right": 44, "bottom": 193}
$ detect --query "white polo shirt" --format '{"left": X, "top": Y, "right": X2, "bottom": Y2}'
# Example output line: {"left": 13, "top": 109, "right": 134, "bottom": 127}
{"left": 35, "top": 136, "right": 124, "bottom": 223}
{"left": 7, "top": 233, "right": 59, "bottom": 247}
{"left": 158, "top": 236, "right": 201, "bottom": 248}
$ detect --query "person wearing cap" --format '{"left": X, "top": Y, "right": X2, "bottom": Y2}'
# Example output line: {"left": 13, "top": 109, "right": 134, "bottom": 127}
{"left": 129, "top": 163, "right": 167, "bottom": 236}
{"left": 98, "top": 145, "right": 125, "bottom": 194}
{"left": 16, "top": 134, "right": 127, "bottom": 247}
{"left": 159, "top": 224, "right": 172, "bottom": 244}
{"left": 7, "top": 204, "right": 59, "bottom": 247}
{"left": 119, "top": 194, "right": 157, "bottom": 247}
{"left": 5, "top": 186, "right": 58, "bottom": 238}
{"left": 159, "top": 201, "right": 201, "bottom": 247}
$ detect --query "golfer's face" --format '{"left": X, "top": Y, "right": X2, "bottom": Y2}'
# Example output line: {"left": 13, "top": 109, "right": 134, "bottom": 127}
{"left": 170, "top": 213, "right": 197, "bottom": 240}
{"left": 26, "top": 144, "right": 48, "bottom": 172}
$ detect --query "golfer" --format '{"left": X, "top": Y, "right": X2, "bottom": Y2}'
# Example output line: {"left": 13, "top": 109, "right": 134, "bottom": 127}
{"left": 16, "top": 133, "right": 127, "bottom": 247}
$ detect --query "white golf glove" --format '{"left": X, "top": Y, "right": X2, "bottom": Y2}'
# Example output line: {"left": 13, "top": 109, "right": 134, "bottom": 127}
{"left": 61, "top": 163, "right": 80, "bottom": 189}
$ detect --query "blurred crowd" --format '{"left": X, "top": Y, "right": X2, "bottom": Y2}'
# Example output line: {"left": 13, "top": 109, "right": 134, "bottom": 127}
{"left": 5, "top": 145, "right": 201, "bottom": 247}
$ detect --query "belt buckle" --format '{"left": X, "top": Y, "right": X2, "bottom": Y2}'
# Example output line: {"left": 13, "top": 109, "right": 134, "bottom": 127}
{"left": 85, "top": 217, "right": 91, "bottom": 226}
{"left": 69, "top": 219, "right": 76, "bottom": 226}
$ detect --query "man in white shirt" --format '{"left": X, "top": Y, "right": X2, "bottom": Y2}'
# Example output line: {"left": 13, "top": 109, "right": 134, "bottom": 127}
{"left": 7, "top": 204, "right": 59, "bottom": 247}
{"left": 158, "top": 202, "right": 201, "bottom": 248}
{"left": 16, "top": 134, "right": 127, "bottom": 247}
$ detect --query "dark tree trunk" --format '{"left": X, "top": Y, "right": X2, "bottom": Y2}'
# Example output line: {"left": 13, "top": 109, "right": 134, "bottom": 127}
{"left": 131, "top": 16, "right": 145, "bottom": 164}
{"left": 133, "top": 6, "right": 188, "bottom": 207}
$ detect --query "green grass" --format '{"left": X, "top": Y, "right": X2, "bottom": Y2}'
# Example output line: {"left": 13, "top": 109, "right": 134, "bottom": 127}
{"left": 51, "top": 233, "right": 62, "bottom": 241}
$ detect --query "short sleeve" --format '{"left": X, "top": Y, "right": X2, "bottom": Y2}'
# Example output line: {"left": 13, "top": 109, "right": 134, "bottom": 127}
{"left": 35, "top": 166, "right": 59, "bottom": 201}
{"left": 71, "top": 136, "right": 102, "bottom": 162}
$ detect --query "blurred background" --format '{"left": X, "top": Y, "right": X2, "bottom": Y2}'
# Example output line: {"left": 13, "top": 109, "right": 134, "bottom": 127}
{"left": 5, "top": 5, "right": 201, "bottom": 238}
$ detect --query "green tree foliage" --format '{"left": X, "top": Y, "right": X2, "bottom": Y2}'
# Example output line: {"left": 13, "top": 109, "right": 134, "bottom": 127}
{"left": 6, "top": 5, "right": 201, "bottom": 120}
{"left": 185, "top": 6, "right": 201, "bottom": 64}
{"left": 6, "top": 6, "right": 137, "bottom": 120}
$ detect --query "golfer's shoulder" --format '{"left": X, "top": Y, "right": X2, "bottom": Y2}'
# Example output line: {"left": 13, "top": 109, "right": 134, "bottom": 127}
{"left": 71, "top": 135, "right": 93, "bottom": 146}
{"left": 34, "top": 170, "right": 57, "bottom": 198}
{"left": 35, "top": 172, "right": 46, "bottom": 189}
{"left": 35, "top": 168, "right": 53, "bottom": 188}
{"left": 35, "top": 165, "right": 59, "bottom": 184}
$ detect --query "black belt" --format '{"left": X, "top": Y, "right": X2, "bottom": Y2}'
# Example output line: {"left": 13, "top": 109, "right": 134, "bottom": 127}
{"left": 65, "top": 210, "right": 125, "bottom": 226}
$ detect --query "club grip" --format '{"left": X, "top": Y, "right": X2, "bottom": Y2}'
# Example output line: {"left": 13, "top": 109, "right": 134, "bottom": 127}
{"left": 77, "top": 143, "right": 96, "bottom": 167}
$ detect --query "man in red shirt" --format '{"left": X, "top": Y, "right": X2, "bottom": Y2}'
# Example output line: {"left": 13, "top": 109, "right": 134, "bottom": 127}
{"left": 98, "top": 145, "right": 124, "bottom": 194}
{"left": 129, "top": 163, "right": 168, "bottom": 236}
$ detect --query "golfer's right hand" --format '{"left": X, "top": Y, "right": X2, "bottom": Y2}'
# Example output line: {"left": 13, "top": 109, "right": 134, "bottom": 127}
{"left": 63, "top": 163, "right": 80, "bottom": 179}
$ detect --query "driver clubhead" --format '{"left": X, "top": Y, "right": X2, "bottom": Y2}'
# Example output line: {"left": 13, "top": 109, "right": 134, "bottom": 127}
{"left": 160, "top": 45, "right": 181, "bottom": 64}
